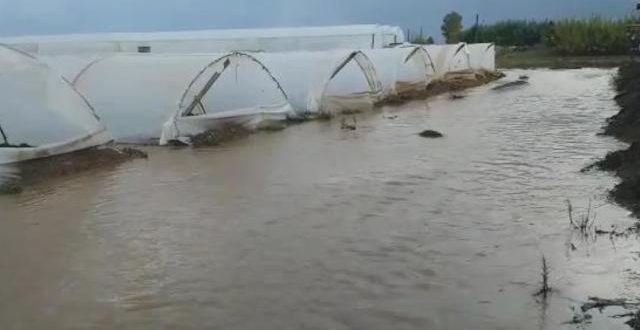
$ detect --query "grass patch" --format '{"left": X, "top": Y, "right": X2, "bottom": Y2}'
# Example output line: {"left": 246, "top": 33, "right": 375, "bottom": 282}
{"left": 497, "top": 46, "right": 630, "bottom": 69}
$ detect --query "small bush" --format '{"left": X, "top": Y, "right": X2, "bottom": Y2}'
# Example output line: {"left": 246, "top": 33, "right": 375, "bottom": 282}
{"left": 546, "top": 17, "right": 632, "bottom": 56}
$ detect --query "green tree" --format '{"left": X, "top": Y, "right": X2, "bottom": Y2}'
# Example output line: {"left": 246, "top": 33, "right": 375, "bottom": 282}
{"left": 412, "top": 35, "right": 435, "bottom": 45}
{"left": 441, "top": 11, "right": 463, "bottom": 44}
{"left": 461, "top": 20, "right": 554, "bottom": 46}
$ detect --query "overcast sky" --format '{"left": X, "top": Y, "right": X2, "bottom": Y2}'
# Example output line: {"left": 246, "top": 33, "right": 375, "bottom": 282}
{"left": 0, "top": 0, "right": 635, "bottom": 38}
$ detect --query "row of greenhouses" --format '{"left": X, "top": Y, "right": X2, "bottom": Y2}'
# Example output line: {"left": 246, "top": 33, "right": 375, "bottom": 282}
{"left": 0, "top": 26, "right": 496, "bottom": 165}
{"left": 0, "top": 25, "right": 407, "bottom": 55}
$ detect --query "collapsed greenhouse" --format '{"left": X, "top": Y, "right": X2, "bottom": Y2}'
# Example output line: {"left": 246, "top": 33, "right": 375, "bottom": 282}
{"left": 46, "top": 52, "right": 295, "bottom": 145}
{"left": 363, "top": 46, "right": 436, "bottom": 97}
{"left": 253, "top": 50, "right": 383, "bottom": 117}
{"left": 0, "top": 44, "right": 111, "bottom": 165}
{"left": 0, "top": 25, "right": 406, "bottom": 55}
{"left": 424, "top": 43, "right": 473, "bottom": 78}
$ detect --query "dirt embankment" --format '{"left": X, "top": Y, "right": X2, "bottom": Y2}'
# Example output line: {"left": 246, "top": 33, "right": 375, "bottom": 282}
{"left": 0, "top": 146, "right": 147, "bottom": 195}
{"left": 594, "top": 62, "right": 640, "bottom": 216}
{"left": 604, "top": 63, "right": 640, "bottom": 142}
{"left": 380, "top": 70, "right": 505, "bottom": 105}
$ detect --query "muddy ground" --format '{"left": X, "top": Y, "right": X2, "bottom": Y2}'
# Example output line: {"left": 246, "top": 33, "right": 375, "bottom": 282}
{"left": 190, "top": 124, "right": 254, "bottom": 147}
{"left": 0, "top": 146, "right": 147, "bottom": 194}
{"left": 380, "top": 70, "right": 505, "bottom": 105}
{"left": 595, "top": 62, "right": 640, "bottom": 216}
{"left": 579, "top": 61, "right": 640, "bottom": 328}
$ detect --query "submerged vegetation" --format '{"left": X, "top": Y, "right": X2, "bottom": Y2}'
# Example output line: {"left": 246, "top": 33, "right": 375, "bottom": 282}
{"left": 566, "top": 200, "right": 597, "bottom": 236}
{"left": 0, "top": 179, "right": 22, "bottom": 194}
{"left": 190, "top": 124, "right": 253, "bottom": 147}
{"left": 534, "top": 256, "right": 551, "bottom": 300}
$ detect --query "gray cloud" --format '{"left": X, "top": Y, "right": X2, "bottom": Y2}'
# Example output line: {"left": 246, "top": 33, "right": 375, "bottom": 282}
{"left": 0, "top": 0, "right": 634, "bottom": 38}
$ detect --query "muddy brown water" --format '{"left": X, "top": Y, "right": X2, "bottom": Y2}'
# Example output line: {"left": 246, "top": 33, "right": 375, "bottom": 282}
{"left": 1, "top": 69, "right": 639, "bottom": 330}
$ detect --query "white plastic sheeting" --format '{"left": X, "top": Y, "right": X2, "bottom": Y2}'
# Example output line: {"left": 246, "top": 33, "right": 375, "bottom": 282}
{"left": 59, "top": 52, "right": 294, "bottom": 145}
{"left": 253, "top": 50, "right": 382, "bottom": 116}
{"left": 468, "top": 43, "right": 496, "bottom": 72}
{"left": 423, "top": 43, "right": 472, "bottom": 78}
{"left": 364, "top": 47, "right": 435, "bottom": 97}
{"left": 39, "top": 55, "right": 109, "bottom": 84}
{"left": 0, "top": 25, "right": 406, "bottom": 55}
{"left": 0, "top": 45, "right": 111, "bottom": 165}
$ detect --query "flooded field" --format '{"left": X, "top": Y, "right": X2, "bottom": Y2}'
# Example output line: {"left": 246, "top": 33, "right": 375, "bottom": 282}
{"left": 1, "top": 69, "right": 638, "bottom": 330}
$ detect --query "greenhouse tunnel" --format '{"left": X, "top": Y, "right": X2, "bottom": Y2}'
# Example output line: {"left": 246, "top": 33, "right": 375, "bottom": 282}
{"left": 0, "top": 25, "right": 406, "bottom": 55}
{"left": 364, "top": 47, "right": 436, "bottom": 97}
{"left": 0, "top": 44, "right": 111, "bottom": 164}
{"left": 424, "top": 43, "right": 472, "bottom": 78}
{"left": 254, "top": 50, "right": 382, "bottom": 117}
{"left": 65, "top": 52, "right": 294, "bottom": 145}
{"left": 468, "top": 43, "right": 496, "bottom": 72}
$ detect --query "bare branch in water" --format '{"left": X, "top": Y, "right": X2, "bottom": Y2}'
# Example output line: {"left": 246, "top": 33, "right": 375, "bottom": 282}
{"left": 534, "top": 256, "right": 551, "bottom": 299}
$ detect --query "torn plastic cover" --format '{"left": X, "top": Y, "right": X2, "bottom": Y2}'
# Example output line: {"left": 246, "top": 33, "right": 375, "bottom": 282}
{"left": 0, "top": 45, "right": 111, "bottom": 164}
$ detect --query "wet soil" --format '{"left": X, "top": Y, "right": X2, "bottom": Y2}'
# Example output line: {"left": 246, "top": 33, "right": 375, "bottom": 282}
{"left": 380, "top": 71, "right": 505, "bottom": 105}
{"left": 190, "top": 124, "right": 253, "bottom": 147}
{"left": 0, "top": 146, "right": 147, "bottom": 195}
{"left": 577, "top": 61, "right": 640, "bottom": 328}
{"left": 604, "top": 62, "right": 640, "bottom": 142}
{"left": 595, "top": 62, "right": 640, "bottom": 216}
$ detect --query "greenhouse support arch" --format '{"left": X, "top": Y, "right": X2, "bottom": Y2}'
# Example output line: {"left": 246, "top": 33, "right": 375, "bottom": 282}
{"left": 423, "top": 43, "right": 473, "bottom": 78}
{"left": 67, "top": 52, "right": 294, "bottom": 145}
{"left": 0, "top": 44, "right": 111, "bottom": 164}
{"left": 468, "top": 43, "right": 496, "bottom": 72}
{"left": 254, "top": 50, "right": 382, "bottom": 116}
{"left": 365, "top": 46, "right": 436, "bottom": 97}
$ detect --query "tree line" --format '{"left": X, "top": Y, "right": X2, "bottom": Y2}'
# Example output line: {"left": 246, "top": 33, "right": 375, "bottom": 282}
{"left": 412, "top": 11, "right": 633, "bottom": 56}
